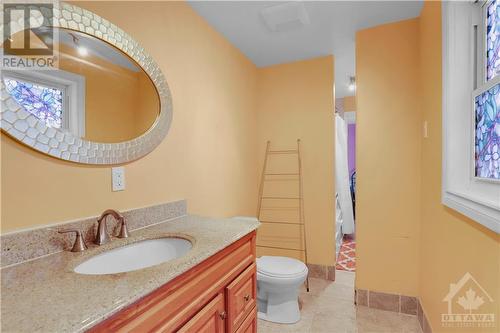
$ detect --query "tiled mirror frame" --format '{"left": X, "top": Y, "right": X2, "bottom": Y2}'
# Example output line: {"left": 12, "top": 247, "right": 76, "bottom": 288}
{"left": 0, "top": 3, "right": 173, "bottom": 165}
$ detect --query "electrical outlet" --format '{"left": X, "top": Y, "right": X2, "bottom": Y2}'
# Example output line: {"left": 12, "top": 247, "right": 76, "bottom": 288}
{"left": 112, "top": 167, "right": 125, "bottom": 191}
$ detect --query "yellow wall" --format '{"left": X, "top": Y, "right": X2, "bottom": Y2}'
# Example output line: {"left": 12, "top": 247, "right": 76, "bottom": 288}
{"left": 136, "top": 74, "right": 160, "bottom": 136}
{"left": 0, "top": 1, "right": 259, "bottom": 232}
{"left": 357, "top": 3, "right": 500, "bottom": 330}
{"left": 356, "top": 19, "right": 422, "bottom": 296}
{"left": 1, "top": 3, "right": 334, "bottom": 271}
{"left": 58, "top": 43, "right": 159, "bottom": 142}
{"left": 255, "top": 57, "right": 336, "bottom": 266}
{"left": 343, "top": 96, "right": 356, "bottom": 112}
{"left": 418, "top": 2, "right": 500, "bottom": 332}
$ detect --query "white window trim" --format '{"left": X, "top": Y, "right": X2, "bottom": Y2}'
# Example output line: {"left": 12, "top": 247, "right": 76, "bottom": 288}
{"left": 474, "top": 1, "right": 485, "bottom": 88}
{"left": 442, "top": 1, "right": 500, "bottom": 234}
{"left": 2, "top": 69, "right": 85, "bottom": 137}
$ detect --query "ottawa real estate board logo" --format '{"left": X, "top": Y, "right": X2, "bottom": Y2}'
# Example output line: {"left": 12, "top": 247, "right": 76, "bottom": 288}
{"left": 442, "top": 272, "right": 495, "bottom": 328}
{"left": 2, "top": 1, "right": 59, "bottom": 70}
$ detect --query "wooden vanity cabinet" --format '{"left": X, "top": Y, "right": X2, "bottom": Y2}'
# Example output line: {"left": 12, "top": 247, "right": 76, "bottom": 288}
{"left": 177, "top": 292, "right": 226, "bottom": 333}
{"left": 235, "top": 308, "right": 257, "bottom": 333}
{"left": 226, "top": 264, "right": 257, "bottom": 332}
{"left": 89, "top": 231, "right": 257, "bottom": 333}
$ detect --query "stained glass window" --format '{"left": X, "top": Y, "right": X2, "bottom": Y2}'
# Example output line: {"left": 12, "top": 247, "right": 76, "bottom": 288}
{"left": 475, "top": 83, "right": 500, "bottom": 179}
{"left": 487, "top": 0, "right": 500, "bottom": 80}
{"left": 3, "top": 77, "right": 63, "bottom": 129}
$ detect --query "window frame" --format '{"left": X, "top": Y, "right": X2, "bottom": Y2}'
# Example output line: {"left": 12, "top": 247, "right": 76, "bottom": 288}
{"left": 1, "top": 69, "right": 85, "bottom": 137}
{"left": 442, "top": 1, "right": 500, "bottom": 234}
{"left": 475, "top": 0, "right": 486, "bottom": 86}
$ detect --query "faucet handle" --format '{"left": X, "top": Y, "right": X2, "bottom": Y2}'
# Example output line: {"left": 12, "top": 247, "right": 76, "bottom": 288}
{"left": 58, "top": 229, "right": 88, "bottom": 252}
{"left": 118, "top": 218, "right": 129, "bottom": 239}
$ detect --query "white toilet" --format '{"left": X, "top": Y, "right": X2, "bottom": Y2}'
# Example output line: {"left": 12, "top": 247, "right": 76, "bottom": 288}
{"left": 256, "top": 256, "right": 308, "bottom": 324}
{"left": 230, "top": 217, "right": 308, "bottom": 324}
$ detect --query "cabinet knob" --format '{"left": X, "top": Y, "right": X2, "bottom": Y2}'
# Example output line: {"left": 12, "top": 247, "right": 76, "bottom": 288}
{"left": 219, "top": 311, "right": 227, "bottom": 320}
{"left": 244, "top": 294, "right": 250, "bottom": 302}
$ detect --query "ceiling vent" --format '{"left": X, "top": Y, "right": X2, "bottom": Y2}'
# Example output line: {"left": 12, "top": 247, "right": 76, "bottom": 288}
{"left": 260, "top": 2, "right": 310, "bottom": 33}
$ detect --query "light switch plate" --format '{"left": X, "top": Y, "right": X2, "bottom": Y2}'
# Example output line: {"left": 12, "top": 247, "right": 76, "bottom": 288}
{"left": 112, "top": 167, "right": 125, "bottom": 191}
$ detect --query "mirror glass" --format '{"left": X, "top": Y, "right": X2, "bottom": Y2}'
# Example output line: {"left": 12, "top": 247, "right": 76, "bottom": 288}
{"left": 3, "top": 27, "right": 160, "bottom": 143}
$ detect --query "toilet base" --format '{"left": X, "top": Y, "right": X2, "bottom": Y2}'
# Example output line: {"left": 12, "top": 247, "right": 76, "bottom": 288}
{"left": 257, "top": 291, "right": 301, "bottom": 324}
{"left": 257, "top": 310, "right": 301, "bottom": 324}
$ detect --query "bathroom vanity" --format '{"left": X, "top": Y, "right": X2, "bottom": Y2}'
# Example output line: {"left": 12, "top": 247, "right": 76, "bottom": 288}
{"left": 0, "top": 212, "right": 259, "bottom": 333}
{"left": 90, "top": 231, "right": 257, "bottom": 333}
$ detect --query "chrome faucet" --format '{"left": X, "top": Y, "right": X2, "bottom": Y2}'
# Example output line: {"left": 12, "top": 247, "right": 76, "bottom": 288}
{"left": 95, "top": 209, "right": 129, "bottom": 245}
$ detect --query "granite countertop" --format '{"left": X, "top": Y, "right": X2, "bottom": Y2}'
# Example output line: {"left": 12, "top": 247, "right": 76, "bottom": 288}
{"left": 0, "top": 215, "right": 259, "bottom": 333}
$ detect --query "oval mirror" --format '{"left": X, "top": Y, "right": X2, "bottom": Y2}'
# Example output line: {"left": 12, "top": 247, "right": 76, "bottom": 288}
{"left": 1, "top": 4, "right": 172, "bottom": 164}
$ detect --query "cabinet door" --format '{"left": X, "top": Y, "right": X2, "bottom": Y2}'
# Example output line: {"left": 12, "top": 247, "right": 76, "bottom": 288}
{"left": 177, "top": 293, "right": 226, "bottom": 333}
{"left": 89, "top": 232, "right": 256, "bottom": 333}
{"left": 226, "top": 263, "right": 256, "bottom": 332}
{"left": 235, "top": 307, "right": 257, "bottom": 333}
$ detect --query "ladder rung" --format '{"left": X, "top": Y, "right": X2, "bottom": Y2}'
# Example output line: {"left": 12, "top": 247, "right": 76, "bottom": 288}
{"left": 260, "top": 207, "right": 299, "bottom": 210}
{"left": 268, "top": 150, "right": 298, "bottom": 154}
{"left": 264, "top": 179, "right": 299, "bottom": 182}
{"left": 257, "top": 244, "right": 305, "bottom": 252}
{"left": 261, "top": 196, "right": 300, "bottom": 200}
{"left": 265, "top": 173, "right": 299, "bottom": 176}
{"left": 260, "top": 221, "right": 304, "bottom": 225}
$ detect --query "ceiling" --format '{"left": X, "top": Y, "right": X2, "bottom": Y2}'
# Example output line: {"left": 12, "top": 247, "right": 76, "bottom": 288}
{"left": 36, "top": 28, "right": 141, "bottom": 72}
{"left": 188, "top": 1, "right": 423, "bottom": 98}
{"left": 59, "top": 29, "right": 140, "bottom": 72}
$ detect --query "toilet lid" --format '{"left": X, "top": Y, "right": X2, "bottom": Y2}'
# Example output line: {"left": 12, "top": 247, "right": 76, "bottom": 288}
{"left": 257, "top": 256, "right": 308, "bottom": 278}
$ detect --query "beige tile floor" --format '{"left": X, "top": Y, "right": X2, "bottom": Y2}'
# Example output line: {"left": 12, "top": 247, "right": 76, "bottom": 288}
{"left": 258, "top": 270, "right": 422, "bottom": 333}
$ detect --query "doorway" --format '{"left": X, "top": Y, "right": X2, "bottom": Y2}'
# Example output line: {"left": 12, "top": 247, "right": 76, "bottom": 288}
{"left": 335, "top": 99, "right": 356, "bottom": 273}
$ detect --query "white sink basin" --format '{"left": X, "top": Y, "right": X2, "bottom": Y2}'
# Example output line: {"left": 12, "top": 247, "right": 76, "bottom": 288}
{"left": 74, "top": 238, "right": 192, "bottom": 275}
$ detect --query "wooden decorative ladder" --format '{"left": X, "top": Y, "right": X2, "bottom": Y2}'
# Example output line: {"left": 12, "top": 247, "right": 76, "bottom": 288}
{"left": 256, "top": 139, "right": 309, "bottom": 292}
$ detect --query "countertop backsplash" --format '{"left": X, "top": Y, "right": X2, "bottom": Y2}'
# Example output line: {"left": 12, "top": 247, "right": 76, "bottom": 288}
{"left": 0, "top": 200, "right": 187, "bottom": 268}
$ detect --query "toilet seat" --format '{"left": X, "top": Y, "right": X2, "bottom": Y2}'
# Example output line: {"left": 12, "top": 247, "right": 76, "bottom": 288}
{"left": 257, "top": 256, "right": 308, "bottom": 279}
